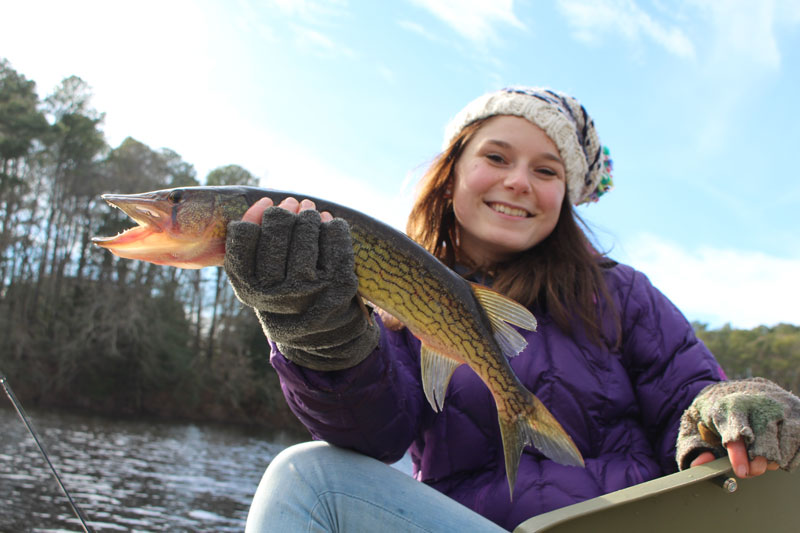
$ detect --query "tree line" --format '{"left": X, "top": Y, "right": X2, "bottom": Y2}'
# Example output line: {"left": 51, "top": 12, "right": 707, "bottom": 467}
{"left": 1, "top": 58, "right": 797, "bottom": 431}
{"left": 694, "top": 322, "right": 800, "bottom": 393}
{"left": 0, "top": 58, "right": 302, "bottom": 431}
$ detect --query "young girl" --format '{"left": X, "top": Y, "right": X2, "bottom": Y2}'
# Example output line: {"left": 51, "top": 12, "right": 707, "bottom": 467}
{"left": 224, "top": 87, "right": 800, "bottom": 532}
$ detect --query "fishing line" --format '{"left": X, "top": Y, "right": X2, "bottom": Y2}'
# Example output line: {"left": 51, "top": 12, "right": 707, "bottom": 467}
{"left": 1, "top": 371, "right": 95, "bottom": 533}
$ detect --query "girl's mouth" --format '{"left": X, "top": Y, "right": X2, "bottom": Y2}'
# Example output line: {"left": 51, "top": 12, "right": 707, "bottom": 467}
{"left": 487, "top": 202, "right": 531, "bottom": 218}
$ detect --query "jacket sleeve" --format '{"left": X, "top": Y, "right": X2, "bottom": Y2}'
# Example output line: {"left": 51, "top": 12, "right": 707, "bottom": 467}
{"left": 617, "top": 267, "right": 726, "bottom": 473}
{"left": 269, "top": 314, "right": 428, "bottom": 463}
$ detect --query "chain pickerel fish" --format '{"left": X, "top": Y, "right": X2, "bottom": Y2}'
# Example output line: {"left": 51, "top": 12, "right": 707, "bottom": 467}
{"left": 92, "top": 186, "right": 584, "bottom": 496}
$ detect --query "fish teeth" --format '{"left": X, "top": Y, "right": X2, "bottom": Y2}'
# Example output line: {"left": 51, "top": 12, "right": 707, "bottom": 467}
{"left": 489, "top": 203, "right": 529, "bottom": 217}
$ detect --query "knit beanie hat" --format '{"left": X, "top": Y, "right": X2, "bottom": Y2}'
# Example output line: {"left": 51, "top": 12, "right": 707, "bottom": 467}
{"left": 443, "top": 87, "right": 613, "bottom": 205}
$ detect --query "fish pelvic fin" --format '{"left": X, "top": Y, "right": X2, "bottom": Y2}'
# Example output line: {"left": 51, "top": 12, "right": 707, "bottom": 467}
{"left": 470, "top": 283, "right": 537, "bottom": 358}
{"left": 498, "top": 392, "right": 584, "bottom": 500}
{"left": 420, "top": 344, "right": 462, "bottom": 412}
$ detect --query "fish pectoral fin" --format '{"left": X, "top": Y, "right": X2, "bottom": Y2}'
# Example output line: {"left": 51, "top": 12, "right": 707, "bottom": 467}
{"left": 420, "top": 344, "right": 462, "bottom": 412}
{"left": 470, "top": 283, "right": 537, "bottom": 358}
{"left": 470, "top": 283, "right": 537, "bottom": 330}
{"left": 491, "top": 321, "right": 528, "bottom": 360}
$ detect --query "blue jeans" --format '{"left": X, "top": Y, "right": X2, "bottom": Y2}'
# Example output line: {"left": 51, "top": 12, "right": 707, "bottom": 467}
{"left": 246, "top": 441, "right": 509, "bottom": 532}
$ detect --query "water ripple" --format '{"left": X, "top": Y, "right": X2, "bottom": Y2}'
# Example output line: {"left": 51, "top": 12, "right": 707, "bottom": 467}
{"left": 1, "top": 406, "right": 301, "bottom": 531}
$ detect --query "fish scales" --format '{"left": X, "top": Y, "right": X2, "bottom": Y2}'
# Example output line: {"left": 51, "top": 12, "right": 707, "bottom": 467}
{"left": 351, "top": 227, "right": 490, "bottom": 359}
{"left": 349, "top": 224, "right": 527, "bottom": 425}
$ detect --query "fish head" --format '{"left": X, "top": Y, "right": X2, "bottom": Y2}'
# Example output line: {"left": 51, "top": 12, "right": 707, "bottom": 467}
{"left": 92, "top": 187, "right": 251, "bottom": 269}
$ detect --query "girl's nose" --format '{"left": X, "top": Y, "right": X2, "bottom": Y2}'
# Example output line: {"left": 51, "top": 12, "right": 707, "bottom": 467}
{"left": 503, "top": 167, "right": 532, "bottom": 194}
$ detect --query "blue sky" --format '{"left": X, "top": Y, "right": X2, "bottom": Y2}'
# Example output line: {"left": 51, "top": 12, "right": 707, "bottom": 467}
{"left": 3, "top": 0, "right": 799, "bottom": 328}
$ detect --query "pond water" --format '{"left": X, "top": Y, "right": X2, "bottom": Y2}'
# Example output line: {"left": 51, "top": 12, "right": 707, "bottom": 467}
{"left": 0, "top": 406, "right": 302, "bottom": 532}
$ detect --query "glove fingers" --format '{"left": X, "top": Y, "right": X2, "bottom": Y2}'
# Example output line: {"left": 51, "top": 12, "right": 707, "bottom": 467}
{"left": 711, "top": 407, "right": 755, "bottom": 446}
{"left": 251, "top": 207, "right": 299, "bottom": 286}
{"left": 316, "top": 219, "right": 359, "bottom": 315}
{"left": 284, "top": 210, "right": 322, "bottom": 282}
{"left": 224, "top": 206, "right": 377, "bottom": 371}
{"left": 750, "top": 418, "right": 782, "bottom": 463}
{"left": 318, "top": 218, "right": 355, "bottom": 278}
{"left": 225, "top": 221, "right": 263, "bottom": 292}
{"left": 778, "top": 417, "right": 800, "bottom": 470}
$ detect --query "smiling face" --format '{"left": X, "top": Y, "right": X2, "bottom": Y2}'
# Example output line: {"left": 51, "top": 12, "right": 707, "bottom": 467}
{"left": 452, "top": 115, "right": 567, "bottom": 266}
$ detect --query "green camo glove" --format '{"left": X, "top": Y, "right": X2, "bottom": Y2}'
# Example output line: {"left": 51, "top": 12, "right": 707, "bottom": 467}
{"left": 224, "top": 207, "right": 379, "bottom": 371}
{"left": 676, "top": 377, "right": 800, "bottom": 471}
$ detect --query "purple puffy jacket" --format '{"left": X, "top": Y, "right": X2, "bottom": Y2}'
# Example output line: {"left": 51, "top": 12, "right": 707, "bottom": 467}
{"left": 269, "top": 263, "right": 725, "bottom": 530}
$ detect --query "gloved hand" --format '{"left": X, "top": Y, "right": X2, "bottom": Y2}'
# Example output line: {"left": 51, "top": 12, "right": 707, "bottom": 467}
{"left": 224, "top": 206, "right": 379, "bottom": 371}
{"left": 676, "top": 377, "right": 800, "bottom": 472}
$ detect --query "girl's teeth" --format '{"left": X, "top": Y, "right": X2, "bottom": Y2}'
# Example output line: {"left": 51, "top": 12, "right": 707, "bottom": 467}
{"left": 490, "top": 203, "right": 528, "bottom": 217}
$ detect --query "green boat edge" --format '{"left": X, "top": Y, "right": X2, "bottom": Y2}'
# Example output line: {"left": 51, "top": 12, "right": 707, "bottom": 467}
{"left": 514, "top": 457, "right": 797, "bottom": 532}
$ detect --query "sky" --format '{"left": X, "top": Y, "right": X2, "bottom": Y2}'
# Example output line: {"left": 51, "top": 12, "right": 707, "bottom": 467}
{"left": 2, "top": 0, "right": 799, "bottom": 328}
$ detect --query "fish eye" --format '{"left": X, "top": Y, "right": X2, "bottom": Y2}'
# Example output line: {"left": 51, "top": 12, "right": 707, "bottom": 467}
{"left": 168, "top": 190, "right": 184, "bottom": 204}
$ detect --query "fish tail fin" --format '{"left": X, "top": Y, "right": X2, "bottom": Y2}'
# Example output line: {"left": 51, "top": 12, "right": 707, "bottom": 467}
{"left": 498, "top": 391, "right": 584, "bottom": 499}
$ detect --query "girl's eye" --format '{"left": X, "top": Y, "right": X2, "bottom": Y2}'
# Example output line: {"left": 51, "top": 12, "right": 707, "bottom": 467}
{"left": 486, "top": 153, "right": 506, "bottom": 164}
{"left": 536, "top": 168, "right": 558, "bottom": 177}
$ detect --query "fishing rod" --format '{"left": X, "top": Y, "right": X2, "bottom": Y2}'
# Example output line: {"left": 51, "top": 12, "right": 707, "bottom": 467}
{"left": 1, "top": 371, "right": 95, "bottom": 533}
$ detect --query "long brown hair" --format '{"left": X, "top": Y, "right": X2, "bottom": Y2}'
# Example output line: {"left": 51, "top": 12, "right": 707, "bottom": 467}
{"left": 405, "top": 118, "right": 620, "bottom": 347}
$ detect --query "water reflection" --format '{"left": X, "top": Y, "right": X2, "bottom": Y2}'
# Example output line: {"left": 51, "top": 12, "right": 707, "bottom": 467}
{"left": 1, "top": 406, "right": 302, "bottom": 531}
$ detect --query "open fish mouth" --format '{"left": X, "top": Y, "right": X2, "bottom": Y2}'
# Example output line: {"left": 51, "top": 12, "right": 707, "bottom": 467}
{"left": 91, "top": 188, "right": 227, "bottom": 268}
{"left": 91, "top": 193, "right": 171, "bottom": 248}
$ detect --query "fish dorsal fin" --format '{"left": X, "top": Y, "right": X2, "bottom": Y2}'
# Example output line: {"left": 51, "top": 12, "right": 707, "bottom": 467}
{"left": 470, "top": 283, "right": 537, "bottom": 359}
{"left": 420, "top": 344, "right": 462, "bottom": 412}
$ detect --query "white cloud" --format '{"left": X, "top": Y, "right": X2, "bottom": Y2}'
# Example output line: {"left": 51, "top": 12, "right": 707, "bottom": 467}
{"left": 1, "top": 1, "right": 410, "bottom": 231}
{"left": 558, "top": 0, "right": 800, "bottom": 70}
{"left": 1, "top": 1, "right": 223, "bottom": 159}
{"left": 408, "top": 0, "right": 525, "bottom": 46}
{"left": 557, "top": 0, "right": 695, "bottom": 59}
{"left": 779, "top": 0, "right": 800, "bottom": 23}
{"left": 688, "top": 0, "right": 783, "bottom": 69}
{"left": 170, "top": 96, "right": 414, "bottom": 231}
{"left": 398, "top": 19, "right": 447, "bottom": 43}
{"left": 235, "top": 0, "right": 354, "bottom": 58}
{"left": 268, "top": 0, "right": 349, "bottom": 22}
{"left": 290, "top": 23, "right": 356, "bottom": 58}
{"left": 377, "top": 63, "right": 396, "bottom": 83}
{"left": 233, "top": 0, "right": 277, "bottom": 41}
{"left": 624, "top": 234, "right": 800, "bottom": 329}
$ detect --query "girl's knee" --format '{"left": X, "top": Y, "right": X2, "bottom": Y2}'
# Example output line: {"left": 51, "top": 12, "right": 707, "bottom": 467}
{"left": 265, "top": 441, "right": 352, "bottom": 482}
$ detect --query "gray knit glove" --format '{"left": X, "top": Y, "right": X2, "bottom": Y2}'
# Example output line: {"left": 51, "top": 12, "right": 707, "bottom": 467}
{"left": 676, "top": 377, "right": 800, "bottom": 471}
{"left": 224, "top": 207, "right": 379, "bottom": 371}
